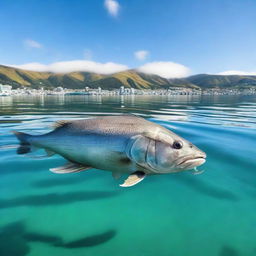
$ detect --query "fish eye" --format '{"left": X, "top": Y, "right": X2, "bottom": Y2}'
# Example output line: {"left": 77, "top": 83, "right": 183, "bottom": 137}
{"left": 173, "top": 141, "right": 183, "bottom": 149}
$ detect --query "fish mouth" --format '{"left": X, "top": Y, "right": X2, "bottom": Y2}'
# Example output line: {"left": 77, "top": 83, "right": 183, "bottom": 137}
{"left": 177, "top": 154, "right": 206, "bottom": 170}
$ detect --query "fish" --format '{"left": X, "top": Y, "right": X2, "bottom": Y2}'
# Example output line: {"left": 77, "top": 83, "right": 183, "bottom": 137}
{"left": 13, "top": 115, "right": 206, "bottom": 187}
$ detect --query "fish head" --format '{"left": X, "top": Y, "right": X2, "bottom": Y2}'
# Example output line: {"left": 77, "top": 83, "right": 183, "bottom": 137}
{"left": 127, "top": 130, "right": 206, "bottom": 174}
{"left": 153, "top": 135, "right": 206, "bottom": 173}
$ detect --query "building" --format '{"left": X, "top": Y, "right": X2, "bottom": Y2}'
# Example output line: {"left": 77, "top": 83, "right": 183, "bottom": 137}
{"left": 0, "top": 84, "right": 12, "bottom": 95}
{"left": 54, "top": 86, "right": 64, "bottom": 92}
{"left": 119, "top": 86, "right": 125, "bottom": 95}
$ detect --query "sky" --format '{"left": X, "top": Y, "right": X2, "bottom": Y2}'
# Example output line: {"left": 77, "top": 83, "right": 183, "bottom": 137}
{"left": 0, "top": 0, "right": 256, "bottom": 78}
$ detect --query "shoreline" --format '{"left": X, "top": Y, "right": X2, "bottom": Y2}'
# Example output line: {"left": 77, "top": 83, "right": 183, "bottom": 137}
{"left": 0, "top": 88, "right": 256, "bottom": 97}
{"left": 1, "top": 87, "right": 256, "bottom": 97}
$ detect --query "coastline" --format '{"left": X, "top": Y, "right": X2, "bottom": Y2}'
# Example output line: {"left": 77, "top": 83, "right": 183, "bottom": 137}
{"left": 1, "top": 87, "right": 256, "bottom": 97}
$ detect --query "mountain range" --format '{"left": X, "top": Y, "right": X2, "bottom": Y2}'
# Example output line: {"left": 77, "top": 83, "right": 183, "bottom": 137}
{"left": 1, "top": 64, "right": 256, "bottom": 90}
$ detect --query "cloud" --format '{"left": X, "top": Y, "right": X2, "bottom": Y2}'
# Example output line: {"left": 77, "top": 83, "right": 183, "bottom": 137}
{"left": 137, "top": 61, "right": 190, "bottom": 78}
{"left": 23, "top": 39, "right": 43, "bottom": 49}
{"left": 134, "top": 50, "right": 149, "bottom": 61}
{"left": 104, "top": 0, "right": 120, "bottom": 17}
{"left": 12, "top": 60, "right": 128, "bottom": 74}
{"left": 217, "top": 70, "right": 256, "bottom": 76}
{"left": 10, "top": 59, "right": 191, "bottom": 78}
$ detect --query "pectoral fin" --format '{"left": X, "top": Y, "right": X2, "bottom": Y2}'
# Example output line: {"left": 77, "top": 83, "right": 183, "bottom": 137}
{"left": 119, "top": 171, "right": 146, "bottom": 187}
{"left": 50, "top": 162, "right": 92, "bottom": 174}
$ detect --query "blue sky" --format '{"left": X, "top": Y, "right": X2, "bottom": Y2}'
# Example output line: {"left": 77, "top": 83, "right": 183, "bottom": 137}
{"left": 0, "top": 0, "right": 256, "bottom": 77}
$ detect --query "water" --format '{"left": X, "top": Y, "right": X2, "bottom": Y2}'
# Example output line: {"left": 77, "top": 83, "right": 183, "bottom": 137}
{"left": 0, "top": 95, "right": 256, "bottom": 256}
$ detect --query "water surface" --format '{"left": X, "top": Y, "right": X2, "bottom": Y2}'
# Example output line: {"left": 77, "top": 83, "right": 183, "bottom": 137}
{"left": 0, "top": 95, "right": 256, "bottom": 256}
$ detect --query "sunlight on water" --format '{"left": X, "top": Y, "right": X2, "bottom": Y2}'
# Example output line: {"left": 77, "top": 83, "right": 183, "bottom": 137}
{"left": 0, "top": 95, "right": 256, "bottom": 256}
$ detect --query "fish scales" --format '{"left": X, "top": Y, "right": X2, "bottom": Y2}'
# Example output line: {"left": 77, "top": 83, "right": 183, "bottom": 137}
{"left": 13, "top": 115, "right": 206, "bottom": 187}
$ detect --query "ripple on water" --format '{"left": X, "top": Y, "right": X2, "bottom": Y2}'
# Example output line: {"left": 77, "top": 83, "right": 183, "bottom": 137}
{"left": 0, "top": 95, "right": 256, "bottom": 256}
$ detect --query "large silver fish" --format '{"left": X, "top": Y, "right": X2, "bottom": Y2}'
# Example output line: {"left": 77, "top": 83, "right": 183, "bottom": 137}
{"left": 13, "top": 115, "right": 206, "bottom": 187}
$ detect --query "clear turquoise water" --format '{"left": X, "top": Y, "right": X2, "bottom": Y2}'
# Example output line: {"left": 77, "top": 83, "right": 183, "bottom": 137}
{"left": 0, "top": 95, "right": 256, "bottom": 256}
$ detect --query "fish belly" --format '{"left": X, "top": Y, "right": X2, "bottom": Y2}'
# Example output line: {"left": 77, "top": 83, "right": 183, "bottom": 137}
{"left": 35, "top": 133, "right": 136, "bottom": 174}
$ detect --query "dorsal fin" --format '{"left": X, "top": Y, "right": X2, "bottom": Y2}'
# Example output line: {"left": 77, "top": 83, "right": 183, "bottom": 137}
{"left": 52, "top": 120, "right": 71, "bottom": 129}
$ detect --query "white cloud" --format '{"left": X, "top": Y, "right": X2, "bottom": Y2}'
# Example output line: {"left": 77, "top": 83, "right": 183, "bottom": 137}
{"left": 217, "top": 70, "right": 256, "bottom": 76}
{"left": 104, "top": 0, "right": 120, "bottom": 17}
{"left": 12, "top": 60, "right": 128, "bottom": 74}
{"left": 134, "top": 50, "right": 149, "bottom": 61}
{"left": 137, "top": 61, "right": 190, "bottom": 78}
{"left": 23, "top": 39, "right": 43, "bottom": 49}
{"left": 10, "top": 59, "right": 192, "bottom": 78}
{"left": 14, "top": 63, "right": 47, "bottom": 72}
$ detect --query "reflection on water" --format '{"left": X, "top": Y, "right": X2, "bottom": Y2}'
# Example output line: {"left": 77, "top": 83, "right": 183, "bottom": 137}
{"left": 0, "top": 95, "right": 256, "bottom": 256}
{"left": 1, "top": 95, "right": 256, "bottom": 129}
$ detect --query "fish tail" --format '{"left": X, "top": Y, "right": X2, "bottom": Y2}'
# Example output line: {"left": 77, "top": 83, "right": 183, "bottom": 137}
{"left": 12, "top": 131, "right": 33, "bottom": 154}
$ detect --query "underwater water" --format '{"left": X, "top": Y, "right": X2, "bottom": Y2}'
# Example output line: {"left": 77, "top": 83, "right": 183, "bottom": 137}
{"left": 0, "top": 94, "right": 256, "bottom": 256}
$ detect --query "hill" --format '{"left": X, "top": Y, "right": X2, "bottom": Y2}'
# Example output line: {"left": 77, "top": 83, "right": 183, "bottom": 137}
{"left": 0, "top": 65, "right": 105, "bottom": 89}
{"left": 187, "top": 74, "right": 256, "bottom": 88}
{"left": 0, "top": 65, "right": 197, "bottom": 90}
{"left": 87, "top": 70, "right": 199, "bottom": 89}
{"left": 1, "top": 65, "right": 256, "bottom": 90}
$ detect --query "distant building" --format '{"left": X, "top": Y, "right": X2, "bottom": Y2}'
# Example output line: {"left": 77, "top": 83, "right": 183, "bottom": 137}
{"left": 0, "top": 84, "right": 12, "bottom": 95}
{"left": 54, "top": 87, "right": 64, "bottom": 92}
{"left": 0, "top": 84, "right": 12, "bottom": 92}
{"left": 119, "top": 86, "right": 125, "bottom": 95}
{"left": 123, "top": 88, "right": 130, "bottom": 94}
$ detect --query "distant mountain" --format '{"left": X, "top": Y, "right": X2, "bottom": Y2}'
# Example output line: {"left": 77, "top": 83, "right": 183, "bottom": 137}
{"left": 168, "top": 78, "right": 198, "bottom": 88}
{"left": 0, "top": 65, "right": 105, "bottom": 89}
{"left": 87, "top": 70, "right": 198, "bottom": 89}
{"left": 0, "top": 65, "right": 196, "bottom": 90}
{"left": 186, "top": 74, "right": 256, "bottom": 88}
{"left": 1, "top": 65, "right": 256, "bottom": 90}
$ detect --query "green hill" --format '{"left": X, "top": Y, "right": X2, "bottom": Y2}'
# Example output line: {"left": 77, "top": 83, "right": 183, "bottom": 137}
{"left": 187, "top": 74, "right": 256, "bottom": 88}
{"left": 1, "top": 65, "right": 256, "bottom": 90}
{"left": 87, "top": 70, "right": 191, "bottom": 89}
{"left": 0, "top": 65, "right": 105, "bottom": 89}
{"left": 0, "top": 65, "right": 190, "bottom": 90}
{"left": 0, "top": 65, "right": 50, "bottom": 87}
